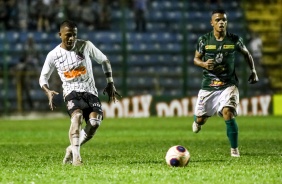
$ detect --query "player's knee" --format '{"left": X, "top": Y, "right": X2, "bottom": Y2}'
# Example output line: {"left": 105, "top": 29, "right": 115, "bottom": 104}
{"left": 89, "top": 113, "right": 102, "bottom": 127}
{"left": 222, "top": 107, "right": 235, "bottom": 120}
{"left": 89, "top": 117, "right": 102, "bottom": 128}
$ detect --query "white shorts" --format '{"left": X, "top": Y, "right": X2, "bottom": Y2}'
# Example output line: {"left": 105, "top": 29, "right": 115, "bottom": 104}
{"left": 194, "top": 85, "right": 239, "bottom": 117}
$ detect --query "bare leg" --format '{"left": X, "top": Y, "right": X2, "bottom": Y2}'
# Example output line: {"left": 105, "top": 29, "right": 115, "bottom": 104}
{"left": 80, "top": 112, "right": 102, "bottom": 145}
{"left": 63, "top": 112, "right": 102, "bottom": 165}
{"left": 69, "top": 109, "right": 83, "bottom": 166}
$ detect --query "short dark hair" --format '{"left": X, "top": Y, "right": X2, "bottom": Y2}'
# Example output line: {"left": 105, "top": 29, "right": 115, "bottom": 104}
{"left": 212, "top": 9, "right": 226, "bottom": 15}
{"left": 60, "top": 20, "right": 77, "bottom": 30}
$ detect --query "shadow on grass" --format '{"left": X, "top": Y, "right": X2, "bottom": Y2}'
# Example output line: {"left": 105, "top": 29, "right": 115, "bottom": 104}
{"left": 190, "top": 159, "right": 226, "bottom": 163}
{"left": 242, "top": 152, "right": 282, "bottom": 157}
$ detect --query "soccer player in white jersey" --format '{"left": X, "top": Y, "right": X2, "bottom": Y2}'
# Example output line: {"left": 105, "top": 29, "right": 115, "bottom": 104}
{"left": 39, "top": 20, "right": 121, "bottom": 166}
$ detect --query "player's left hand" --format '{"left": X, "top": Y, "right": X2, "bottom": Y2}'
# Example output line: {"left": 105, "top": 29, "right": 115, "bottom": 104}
{"left": 248, "top": 70, "right": 259, "bottom": 84}
{"left": 103, "top": 82, "right": 122, "bottom": 103}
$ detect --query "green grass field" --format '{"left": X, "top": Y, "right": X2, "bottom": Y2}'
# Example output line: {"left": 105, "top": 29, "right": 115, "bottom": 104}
{"left": 0, "top": 115, "right": 281, "bottom": 184}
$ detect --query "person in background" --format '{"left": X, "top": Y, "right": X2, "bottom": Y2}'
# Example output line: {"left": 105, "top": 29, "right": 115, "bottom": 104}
{"left": 15, "top": 35, "right": 41, "bottom": 112}
{"left": 15, "top": 56, "right": 34, "bottom": 111}
{"left": 80, "top": 0, "right": 98, "bottom": 30}
{"left": 248, "top": 32, "right": 263, "bottom": 64}
{"left": 0, "top": 0, "right": 9, "bottom": 29}
{"left": 96, "top": 0, "right": 112, "bottom": 30}
{"left": 205, "top": 0, "right": 223, "bottom": 9}
{"left": 29, "top": 0, "right": 51, "bottom": 31}
{"left": 133, "top": 0, "right": 148, "bottom": 32}
{"left": 39, "top": 20, "right": 121, "bottom": 166}
{"left": 191, "top": 9, "right": 259, "bottom": 157}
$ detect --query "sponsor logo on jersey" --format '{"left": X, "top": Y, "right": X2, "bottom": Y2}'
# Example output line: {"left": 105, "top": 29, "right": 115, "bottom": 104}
{"left": 76, "top": 52, "right": 85, "bottom": 60}
{"left": 205, "top": 45, "right": 216, "bottom": 49}
{"left": 209, "top": 80, "right": 225, "bottom": 87}
{"left": 223, "top": 45, "right": 235, "bottom": 49}
{"left": 64, "top": 66, "right": 87, "bottom": 79}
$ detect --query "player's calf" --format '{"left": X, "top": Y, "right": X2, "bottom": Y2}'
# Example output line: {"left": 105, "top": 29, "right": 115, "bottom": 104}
{"left": 69, "top": 111, "right": 83, "bottom": 164}
{"left": 80, "top": 116, "right": 102, "bottom": 145}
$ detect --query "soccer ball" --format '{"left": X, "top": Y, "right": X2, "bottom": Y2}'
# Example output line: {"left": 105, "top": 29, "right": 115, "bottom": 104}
{"left": 165, "top": 145, "right": 190, "bottom": 167}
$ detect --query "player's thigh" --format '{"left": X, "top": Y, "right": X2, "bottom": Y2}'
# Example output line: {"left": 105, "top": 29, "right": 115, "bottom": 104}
{"left": 65, "top": 92, "right": 95, "bottom": 118}
{"left": 83, "top": 94, "right": 103, "bottom": 122}
{"left": 66, "top": 99, "right": 84, "bottom": 117}
{"left": 217, "top": 85, "right": 239, "bottom": 117}
{"left": 194, "top": 89, "right": 220, "bottom": 117}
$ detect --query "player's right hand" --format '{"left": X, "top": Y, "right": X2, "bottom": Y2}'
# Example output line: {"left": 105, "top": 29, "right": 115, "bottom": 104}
{"left": 205, "top": 59, "right": 215, "bottom": 70}
{"left": 46, "top": 90, "right": 59, "bottom": 111}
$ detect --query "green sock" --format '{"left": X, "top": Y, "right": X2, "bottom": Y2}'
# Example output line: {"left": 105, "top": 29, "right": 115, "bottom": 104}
{"left": 193, "top": 115, "right": 197, "bottom": 122}
{"left": 225, "top": 119, "right": 238, "bottom": 148}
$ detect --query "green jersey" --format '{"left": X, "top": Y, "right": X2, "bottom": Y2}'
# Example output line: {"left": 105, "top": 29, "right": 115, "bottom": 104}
{"left": 196, "top": 31, "right": 245, "bottom": 91}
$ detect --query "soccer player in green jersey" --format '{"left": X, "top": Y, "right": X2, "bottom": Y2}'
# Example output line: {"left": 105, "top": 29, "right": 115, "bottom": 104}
{"left": 192, "top": 9, "right": 259, "bottom": 157}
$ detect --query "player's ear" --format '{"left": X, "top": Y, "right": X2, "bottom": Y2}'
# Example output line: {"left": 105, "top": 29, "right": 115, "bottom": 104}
{"left": 210, "top": 20, "right": 213, "bottom": 27}
{"left": 58, "top": 32, "right": 61, "bottom": 38}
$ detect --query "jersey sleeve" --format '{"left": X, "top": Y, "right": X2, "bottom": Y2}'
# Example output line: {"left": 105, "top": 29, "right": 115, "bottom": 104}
{"left": 85, "top": 40, "right": 108, "bottom": 64}
{"left": 196, "top": 36, "right": 206, "bottom": 55}
{"left": 39, "top": 52, "right": 55, "bottom": 88}
{"left": 235, "top": 36, "right": 246, "bottom": 51}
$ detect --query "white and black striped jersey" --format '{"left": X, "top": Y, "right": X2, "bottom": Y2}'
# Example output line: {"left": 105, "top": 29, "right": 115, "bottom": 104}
{"left": 39, "top": 39, "right": 107, "bottom": 98}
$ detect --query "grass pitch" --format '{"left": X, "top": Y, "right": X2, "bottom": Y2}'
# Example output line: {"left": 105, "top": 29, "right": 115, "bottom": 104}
{"left": 0, "top": 115, "right": 281, "bottom": 184}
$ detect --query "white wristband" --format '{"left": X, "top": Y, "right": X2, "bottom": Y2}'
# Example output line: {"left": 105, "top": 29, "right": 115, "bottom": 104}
{"left": 106, "top": 77, "right": 113, "bottom": 83}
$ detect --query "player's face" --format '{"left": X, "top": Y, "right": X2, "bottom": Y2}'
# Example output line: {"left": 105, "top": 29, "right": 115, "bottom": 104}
{"left": 211, "top": 13, "right": 227, "bottom": 33}
{"left": 59, "top": 26, "right": 77, "bottom": 50}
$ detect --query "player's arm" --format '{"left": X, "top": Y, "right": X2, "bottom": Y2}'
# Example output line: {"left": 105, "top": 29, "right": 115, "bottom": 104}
{"left": 194, "top": 50, "right": 215, "bottom": 70}
{"left": 39, "top": 54, "right": 59, "bottom": 110}
{"left": 101, "top": 59, "right": 122, "bottom": 103}
{"left": 86, "top": 40, "right": 121, "bottom": 102}
{"left": 238, "top": 41, "right": 259, "bottom": 84}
